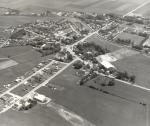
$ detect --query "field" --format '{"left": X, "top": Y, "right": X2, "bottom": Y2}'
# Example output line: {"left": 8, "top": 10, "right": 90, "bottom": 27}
{"left": 64, "top": 0, "right": 140, "bottom": 15}
{"left": 134, "top": 2, "right": 150, "bottom": 17}
{"left": 0, "top": 46, "right": 44, "bottom": 84}
{"left": 0, "top": 105, "right": 70, "bottom": 126}
{"left": 0, "top": 0, "right": 149, "bottom": 16}
{"left": 0, "top": 16, "right": 55, "bottom": 28}
{"left": 0, "top": 59, "right": 18, "bottom": 70}
{"left": 37, "top": 63, "right": 146, "bottom": 126}
{"left": 86, "top": 34, "right": 120, "bottom": 52}
{"left": 115, "top": 32, "right": 145, "bottom": 46}
{"left": 97, "top": 48, "right": 139, "bottom": 62}
{"left": 113, "top": 53, "right": 150, "bottom": 88}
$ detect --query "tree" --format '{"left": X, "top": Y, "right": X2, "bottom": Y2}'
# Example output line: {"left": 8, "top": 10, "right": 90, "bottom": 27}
{"left": 108, "top": 79, "right": 115, "bottom": 86}
{"left": 67, "top": 52, "right": 73, "bottom": 61}
{"left": 130, "top": 75, "right": 136, "bottom": 83}
{"left": 73, "top": 61, "right": 83, "bottom": 69}
{"left": 7, "top": 55, "right": 11, "bottom": 58}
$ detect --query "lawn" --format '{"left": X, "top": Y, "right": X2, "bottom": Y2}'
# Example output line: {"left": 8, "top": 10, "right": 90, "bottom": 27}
{"left": 113, "top": 53, "right": 150, "bottom": 88}
{"left": 37, "top": 63, "right": 146, "bottom": 126}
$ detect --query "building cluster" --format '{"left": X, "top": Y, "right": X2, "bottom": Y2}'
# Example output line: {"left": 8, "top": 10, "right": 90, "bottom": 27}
{"left": 14, "top": 60, "right": 65, "bottom": 96}
{"left": 13, "top": 93, "right": 50, "bottom": 111}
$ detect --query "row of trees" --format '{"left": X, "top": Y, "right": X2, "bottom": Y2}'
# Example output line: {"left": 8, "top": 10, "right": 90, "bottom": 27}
{"left": 124, "top": 16, "right": 144, "bottom": 24}
{"left": 115, "top": 38, "right": 132, "bottom": 45}
{"left": 116, "top": 71, "right": 136, "bottom": 83}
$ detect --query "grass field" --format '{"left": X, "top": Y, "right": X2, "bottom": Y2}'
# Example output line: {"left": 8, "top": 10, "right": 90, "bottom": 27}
{"left": 0, "top": 105, "right": 70, "bottom": 126}
{"left": 86, "top": 34, "right": 120, "bottom": 52}
{"left": 86, "top": 75, "right": 150, "bottom": 104}
{"left": 0, "top": 59, "right": 18, "bottom": 70}
{"left": 37, "top": 63, "right": 146, "bottom": 126}
{"left": 115, "top": 32, "right": 145, "bottom": 46}
{"left": 113, "top": 53, "right": 150, "bottom": 88}
{"left": 0, "top": 46, "right": 43, "bottom": 84}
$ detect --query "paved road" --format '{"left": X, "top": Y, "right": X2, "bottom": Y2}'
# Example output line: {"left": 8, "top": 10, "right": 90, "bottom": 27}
{"left": 23, "top": 58, "right": 79, "bottom": 98}
{"left": 0, "top": 60, "right": 55, "bottom": 98}
{"left": 123, "top": 0, "right": 150, "bottom": 17}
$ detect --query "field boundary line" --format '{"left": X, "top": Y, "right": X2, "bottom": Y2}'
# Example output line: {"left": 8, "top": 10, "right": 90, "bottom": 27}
{"left": 123, "top": 0, "right": 150, "bottom": 17}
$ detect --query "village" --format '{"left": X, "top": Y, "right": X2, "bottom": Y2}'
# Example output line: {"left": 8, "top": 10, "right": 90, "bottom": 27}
{"left": 0, "top": 3, "right": 150, "bottom": 126}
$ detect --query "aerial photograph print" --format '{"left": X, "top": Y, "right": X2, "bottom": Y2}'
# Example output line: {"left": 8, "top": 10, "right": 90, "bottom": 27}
{"left": 0, "top": 0, "right": 150, "bottom": 126}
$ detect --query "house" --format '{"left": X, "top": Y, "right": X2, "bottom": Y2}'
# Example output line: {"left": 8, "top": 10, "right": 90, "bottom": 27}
{"left": 33, "top": 93, "right": 46, "bottom": 103}
{"left": 100, "top": 60, "right": 116, "bottom": 69}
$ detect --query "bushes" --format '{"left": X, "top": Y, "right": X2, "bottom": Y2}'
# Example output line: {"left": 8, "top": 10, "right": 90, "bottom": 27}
{"left": 115, "top": 38, "right": 132, "bottom": 45}
{"left": 124, "top": 16, "right": 144, "bottom": 24}
{"left": 116, "top": 71, "right": 136, "bottom": 83}
{"left": 73, "top": 61, "right": 84, "bottom": 69}
{"left": 74, "top": 42, "right": 110, "bottom": 61}
{"left": 39, "top": 43, "right": 61, "bottom": 56}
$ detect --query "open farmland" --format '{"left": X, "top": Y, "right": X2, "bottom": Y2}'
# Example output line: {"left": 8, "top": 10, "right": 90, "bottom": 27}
{"left": 86, "top": 75, "right": 150, "bottom": 104}
{"left": 0, "top": 105, "right": 70, "bottom": 126}
{"left": 0, "top": 46, "right": 44, "bottom": 84}
{"left": 115, "top": 32, "right": 145, "bottom": 46}
{"left": 37, "top": 63, "right": 146, "bottom": 126}
{"left": 86, "top": 34, "right": 120, "bottom": 52}
{"left": 97, "top": 48, "right": 139, "bottom": 62}
{"left": 64, "top": 0, "right": 141, "bottom": 15}
{"left": 0, "top": 16, "right": 52, "bottom": 28}
{"left": 113, "top": 53, "right": 150, "bottom": 89}
{"left": 134, "top": 2, "right": 150, "bottom": 17}
{"left": 0, "top": 0, "right": 149, "bottom": 16}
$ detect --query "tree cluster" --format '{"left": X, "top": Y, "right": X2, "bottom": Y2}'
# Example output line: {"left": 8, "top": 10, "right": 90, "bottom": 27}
{"left": 74, "top": 42, "right": 109, "bottom": 61}
{"left": 116, "top": 71, "right": 136, "bottom": 83}
{"left": 115, "top": 38, "right": 132, "bottom": 45}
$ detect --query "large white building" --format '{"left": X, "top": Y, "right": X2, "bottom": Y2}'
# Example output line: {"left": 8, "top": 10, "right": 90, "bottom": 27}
{"left": 33, "top": 93, "right": 46, "bottom": 103}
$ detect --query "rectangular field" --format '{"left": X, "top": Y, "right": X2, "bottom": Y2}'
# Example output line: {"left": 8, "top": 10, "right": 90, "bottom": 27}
{"left": 86, "top": 34, "right": 120, "bottom": 52}
{"left": 115, "top": 32, "right": 145, "bottom": 46}
{"left": 113, "top": 53, "right": 150, "bottom": 88}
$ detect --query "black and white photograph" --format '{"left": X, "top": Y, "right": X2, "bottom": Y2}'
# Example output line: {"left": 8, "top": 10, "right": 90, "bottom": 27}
{"left": 0, "top": 0, "right": 149, "bottom": 126}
